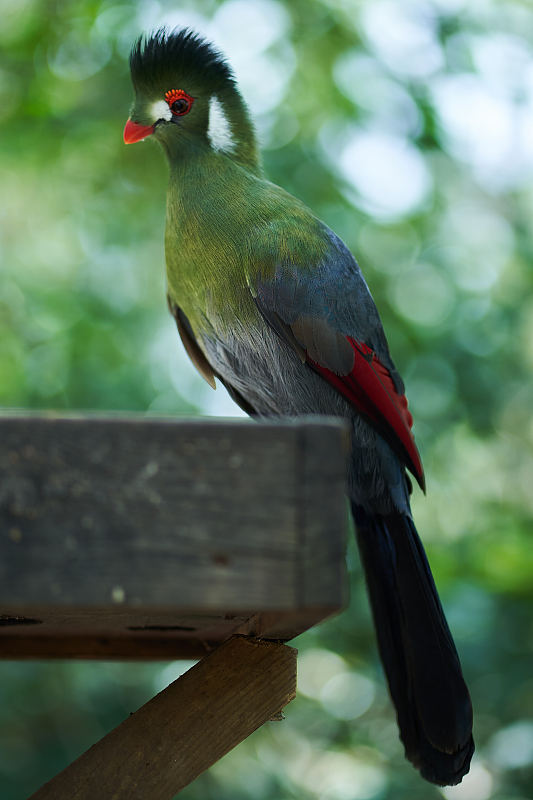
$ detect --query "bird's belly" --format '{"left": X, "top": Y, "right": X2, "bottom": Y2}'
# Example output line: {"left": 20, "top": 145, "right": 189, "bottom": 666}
{"left": 201, "top": 320, "right": 410, "bottom": 514}
{"left": 202, "top": 317, "right": 340, "bottom": 415}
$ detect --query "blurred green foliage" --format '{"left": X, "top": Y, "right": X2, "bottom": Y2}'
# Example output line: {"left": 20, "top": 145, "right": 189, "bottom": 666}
{"left": 1, "top": 0, "right": 533, "bottom": 798}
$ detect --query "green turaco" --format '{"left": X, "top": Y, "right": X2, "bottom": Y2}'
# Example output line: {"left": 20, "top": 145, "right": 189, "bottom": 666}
{"left": 124, "top": 28, "right": 474, "bottom": 785}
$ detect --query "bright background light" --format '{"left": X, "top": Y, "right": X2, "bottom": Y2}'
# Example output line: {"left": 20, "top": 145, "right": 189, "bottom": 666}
{"left": 1, "top": 1, "right": 532, "bottom": 798}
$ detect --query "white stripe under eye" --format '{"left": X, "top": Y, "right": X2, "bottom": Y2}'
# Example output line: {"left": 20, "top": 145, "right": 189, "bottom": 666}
{"left": 150, "top": 100, "right": 172, "bottom": 122}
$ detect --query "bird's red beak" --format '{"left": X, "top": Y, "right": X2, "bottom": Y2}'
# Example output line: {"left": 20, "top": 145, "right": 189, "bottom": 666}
{"left": 123, "top": 119, "right": 155, "bottom": 144}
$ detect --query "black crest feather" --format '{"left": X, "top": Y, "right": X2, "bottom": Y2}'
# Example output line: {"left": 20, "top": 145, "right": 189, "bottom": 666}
{"left": 129, "top": 28, "right": 234, "bottom": 94}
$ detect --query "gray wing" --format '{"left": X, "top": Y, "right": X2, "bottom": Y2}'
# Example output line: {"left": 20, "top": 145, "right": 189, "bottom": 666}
{"left": 249, "top": 226, "right": 423, "bottom": 488}
{"left": 252, "top": 227, "right": 405, "bottom": 393}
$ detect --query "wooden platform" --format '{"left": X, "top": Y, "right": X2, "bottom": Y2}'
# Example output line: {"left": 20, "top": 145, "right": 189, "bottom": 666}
{"left": 0, "top": 416, "right": 349, "bottom": 658}
{"left": 0, "top": 415, "right": 349, "bottom": 797}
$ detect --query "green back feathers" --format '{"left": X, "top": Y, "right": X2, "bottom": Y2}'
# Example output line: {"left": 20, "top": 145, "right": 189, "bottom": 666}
{"left": 164, "top": 154, "right": 328, "bottom": 333}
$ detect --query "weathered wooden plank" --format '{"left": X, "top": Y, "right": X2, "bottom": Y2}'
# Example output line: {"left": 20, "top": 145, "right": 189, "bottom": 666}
{"left": 29, "top": 636, "right": 297, "bottom": 800}
{"left": 0, "top": 416, "right": 349, "bottom": 657}
{"left": 297, "top": 422, "right": 350, "bottom": 608}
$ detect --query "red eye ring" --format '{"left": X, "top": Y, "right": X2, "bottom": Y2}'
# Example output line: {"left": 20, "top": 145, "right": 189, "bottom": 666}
{"left": 165, "top": 89, "right": 194, "bottom": 116}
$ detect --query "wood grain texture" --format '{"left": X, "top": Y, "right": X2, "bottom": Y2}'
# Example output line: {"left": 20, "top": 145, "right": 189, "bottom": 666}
{"left": 0, "top": 415, "right": 349, "bottom": 657}
{"left": 29, "top": 636, "right": 297, "bottom": 800}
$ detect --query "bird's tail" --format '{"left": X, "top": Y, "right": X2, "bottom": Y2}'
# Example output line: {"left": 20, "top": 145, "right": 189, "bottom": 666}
{"left": 352, "top": 504, "right": 474, "bottom": 786}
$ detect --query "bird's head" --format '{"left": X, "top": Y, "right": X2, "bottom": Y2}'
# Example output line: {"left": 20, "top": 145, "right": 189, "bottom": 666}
{"left": 124, "top": 28, "right": 258, "bottom": 168}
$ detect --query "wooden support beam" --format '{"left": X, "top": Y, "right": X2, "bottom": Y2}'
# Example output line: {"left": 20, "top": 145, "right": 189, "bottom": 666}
{"left": 29, "top": 637, "right": 297, "bottom": 800}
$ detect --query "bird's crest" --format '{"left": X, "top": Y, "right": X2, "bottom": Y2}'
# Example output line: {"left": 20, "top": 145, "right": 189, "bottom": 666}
{"left": 129, "top": 28, "right": 235, "bottom": 95}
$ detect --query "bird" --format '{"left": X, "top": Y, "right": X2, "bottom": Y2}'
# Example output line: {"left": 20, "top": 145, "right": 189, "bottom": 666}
{"left": 124, "top": 28, "right": 474, "bottom": 786}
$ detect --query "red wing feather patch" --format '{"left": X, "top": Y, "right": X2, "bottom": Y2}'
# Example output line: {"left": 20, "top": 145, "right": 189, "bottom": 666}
{"left": 308, "top": 338, "right": 425, "bottom": 490}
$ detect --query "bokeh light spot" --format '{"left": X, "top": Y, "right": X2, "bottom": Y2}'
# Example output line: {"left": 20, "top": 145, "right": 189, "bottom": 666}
{"left": 391, "top": 263, "right": 454, "bottom": 327}
{"left": 339, "top": 131, "right": 432, "bottom": 219}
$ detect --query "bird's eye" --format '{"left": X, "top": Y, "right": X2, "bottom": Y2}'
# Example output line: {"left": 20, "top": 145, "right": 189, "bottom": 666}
{"left": 164, "top": 89, "right": 194, "bottom": 117}
{"left": 171, "top": 98, "right": 189, "bottom": 114}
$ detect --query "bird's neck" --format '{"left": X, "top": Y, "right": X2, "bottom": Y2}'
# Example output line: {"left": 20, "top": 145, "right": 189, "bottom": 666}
{"left": 163, "top": 86, "right": 262, "bottom": 175}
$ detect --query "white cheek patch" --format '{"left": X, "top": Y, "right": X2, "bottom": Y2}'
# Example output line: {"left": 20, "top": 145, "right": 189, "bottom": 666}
{"left": 208, "top": 96, "right": 236, "bottom": 153}
{"left": 150, "top": 100, "right": 172, "bottom": 122}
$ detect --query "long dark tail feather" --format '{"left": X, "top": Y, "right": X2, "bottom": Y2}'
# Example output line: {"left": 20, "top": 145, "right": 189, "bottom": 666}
{"left": 352, "top": 504, "right": 474, "bottom": 786}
